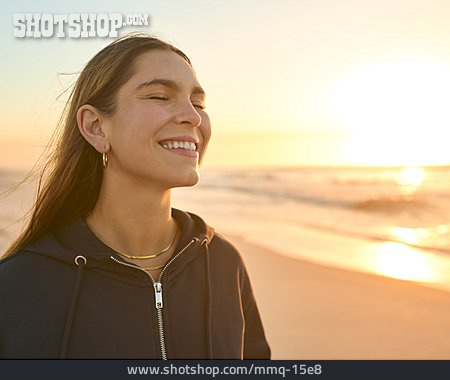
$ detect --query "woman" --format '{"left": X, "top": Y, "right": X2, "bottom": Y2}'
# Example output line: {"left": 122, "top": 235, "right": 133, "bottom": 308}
{"left": 0, "top": 34, "right": 270, "bottom": 359}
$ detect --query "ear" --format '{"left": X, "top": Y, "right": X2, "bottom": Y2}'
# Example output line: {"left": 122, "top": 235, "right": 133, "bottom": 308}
{"left": 76, "top": 104, "right": 109, "bottom": 153}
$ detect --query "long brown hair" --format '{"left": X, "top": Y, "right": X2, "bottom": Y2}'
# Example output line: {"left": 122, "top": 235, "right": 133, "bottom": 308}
{"left": 2, "top": 34, "right": 191, "bottom": 258}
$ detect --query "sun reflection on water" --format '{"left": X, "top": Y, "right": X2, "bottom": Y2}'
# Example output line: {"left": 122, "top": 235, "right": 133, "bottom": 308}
{"left": 396, "top": 167, "right": 426, "bottom": 195}
{"left": 391, "top": 226, "right": 430, "bottom": 245}
{"left": 374, "top": 242, "right": 435, "bottom": 282}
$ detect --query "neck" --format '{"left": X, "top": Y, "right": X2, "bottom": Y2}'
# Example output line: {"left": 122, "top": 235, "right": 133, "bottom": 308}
{"left": 86, "top": 171, "right": 175, "bottom": 256}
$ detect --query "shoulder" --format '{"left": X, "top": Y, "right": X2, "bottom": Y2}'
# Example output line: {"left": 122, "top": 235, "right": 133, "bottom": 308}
{"left": 207, "top": 231, "right": 247, "bottom": 269}
{"left": 209, "top": 231, "right": 240, "bottom": 255}
{"left": 0, "top": 249, "right": 69, "bottom": 291}
{"left": 0, "top": 249, "right": 42, "bottom": 273}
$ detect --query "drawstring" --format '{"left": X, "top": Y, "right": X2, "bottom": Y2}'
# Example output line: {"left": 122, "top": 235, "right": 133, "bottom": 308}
{"left": 202, "top": 238, "right": 213, "bottom": 359}
{"left": 60, "top": 255, "right": 87, "bottom": 359}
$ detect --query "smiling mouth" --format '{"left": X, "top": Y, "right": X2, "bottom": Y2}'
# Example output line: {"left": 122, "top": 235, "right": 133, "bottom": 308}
{"left": 159, "top": 140, "right": 198, "bottom": 152}
{"left": 158, "top": 139, "right": 199, "bottom": 158}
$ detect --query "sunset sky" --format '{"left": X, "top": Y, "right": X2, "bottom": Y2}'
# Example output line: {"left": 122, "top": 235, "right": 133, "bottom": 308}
{"left": 1, "top": 0, "right": 450, "bottom": 169}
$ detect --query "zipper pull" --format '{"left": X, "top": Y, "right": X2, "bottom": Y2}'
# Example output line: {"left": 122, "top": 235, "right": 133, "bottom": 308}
{"left": 153, "top": 282, "right": 163, "bottom": 309}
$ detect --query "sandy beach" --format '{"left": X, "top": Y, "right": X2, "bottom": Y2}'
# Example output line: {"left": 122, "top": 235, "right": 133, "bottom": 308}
{"left": 225, "top": 232, "right": 450, "bottom": 359}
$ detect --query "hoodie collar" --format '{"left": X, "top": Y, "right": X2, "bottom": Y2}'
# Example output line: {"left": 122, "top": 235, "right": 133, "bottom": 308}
{"left": 25, "top": 208, "right": 214, "bottom": 266}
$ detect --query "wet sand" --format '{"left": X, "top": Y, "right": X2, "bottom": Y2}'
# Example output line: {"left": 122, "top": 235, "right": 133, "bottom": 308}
{"left": 226, "top": 233, "right": 450, "bottom": 359}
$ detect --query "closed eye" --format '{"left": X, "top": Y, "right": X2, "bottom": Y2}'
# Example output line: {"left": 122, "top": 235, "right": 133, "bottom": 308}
{"left": 149, "top": 96, "right": 169, "bottom": 101}
{"left": 192, "top": 103, "right": 206, "bottom": 110}
{"left": 145, "top": 95, "right": 205, "bottom": 109}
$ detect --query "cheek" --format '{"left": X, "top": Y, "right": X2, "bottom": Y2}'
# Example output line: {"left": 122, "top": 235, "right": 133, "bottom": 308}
{"left": 130, "top": 102, "right": 167, "bottom": 128}
{"left": 199, "top": 112, "right": 212, "bottom": 163}
{"left": 200, "top": 112, "right": 212, "bottom": 141}
{"left": 111, "top": 103, "right": 169, "bottom": 142}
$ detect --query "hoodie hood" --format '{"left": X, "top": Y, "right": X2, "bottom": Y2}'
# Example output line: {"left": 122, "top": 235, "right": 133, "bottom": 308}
{"left": 24, "top": 208, "right": 215, "bottom": 269}
{"left": 20, "top": 208, "right": 215, "bottom": 359}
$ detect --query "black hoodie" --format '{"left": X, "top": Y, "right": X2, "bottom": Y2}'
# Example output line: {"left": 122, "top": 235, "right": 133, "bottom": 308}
{"left": 0, "top": 209, "right": 271, "bottom": 359}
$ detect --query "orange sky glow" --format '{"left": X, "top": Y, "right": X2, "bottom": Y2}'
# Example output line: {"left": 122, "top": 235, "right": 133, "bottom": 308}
{"left": 1, "top": 0, "right": 450, "bottom": 169}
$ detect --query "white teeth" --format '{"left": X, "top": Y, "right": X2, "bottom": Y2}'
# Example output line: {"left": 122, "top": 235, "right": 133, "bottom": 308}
{"left": 160, "top": 140, "right": 197, "bottom": 151}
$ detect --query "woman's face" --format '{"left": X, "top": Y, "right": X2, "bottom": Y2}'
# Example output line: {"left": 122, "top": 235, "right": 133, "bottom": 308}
{"left": 103, "top": 49, "right": 211, "bottom": 189}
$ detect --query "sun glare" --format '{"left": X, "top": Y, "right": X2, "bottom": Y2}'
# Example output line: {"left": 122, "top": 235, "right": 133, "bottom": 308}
{"left": 396, "top": 167, "right": 425, "bottom": 187}
{"left": 396, "top": 167, "right": 426, "bottom": 195}
{"left": 325, "top": 58, "right": 450, "bottom": 166}
{"left": 390, "top": 226, "right": 429, "bottom": 246}
{"left": 375, "top": 242, "right": 435, "bottom": 282}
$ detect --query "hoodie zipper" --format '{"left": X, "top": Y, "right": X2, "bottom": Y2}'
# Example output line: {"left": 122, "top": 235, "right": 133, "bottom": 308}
{"left": 110, "top": 238, "right": 197, "bottom": 360}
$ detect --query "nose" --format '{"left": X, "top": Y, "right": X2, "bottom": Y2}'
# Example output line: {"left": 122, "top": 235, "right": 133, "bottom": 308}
{"left": 175, "top": 99, "right": 202, "bottom": 127}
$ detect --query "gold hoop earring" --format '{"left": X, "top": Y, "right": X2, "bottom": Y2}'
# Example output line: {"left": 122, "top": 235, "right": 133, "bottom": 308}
{"left": 102, "top": 152, "right": 108, "bottom": 169}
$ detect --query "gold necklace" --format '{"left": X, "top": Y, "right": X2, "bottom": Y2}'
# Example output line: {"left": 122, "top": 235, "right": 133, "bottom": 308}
{"left": 86, "top": 218, "right": 179, "bottom": 259}
{"left": 141, "top": 264, "right": 165, "bottom": 271}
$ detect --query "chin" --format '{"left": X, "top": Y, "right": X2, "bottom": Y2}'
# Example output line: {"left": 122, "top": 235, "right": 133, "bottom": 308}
{"left": 169, "top": 169, "right": 200, "bottom": 189}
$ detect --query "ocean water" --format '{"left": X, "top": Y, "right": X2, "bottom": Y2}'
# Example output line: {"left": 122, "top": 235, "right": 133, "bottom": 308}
{"left": 193, "top": 166, "right": 450, "bottom": 254}
{"left": 2, "top": 165, "right": 450, "bottom": 290}
{"left": 174, "top": 165, "right": 450, "bottom": 291}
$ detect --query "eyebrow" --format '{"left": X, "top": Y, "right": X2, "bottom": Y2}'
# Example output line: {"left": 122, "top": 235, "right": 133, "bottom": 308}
{"left": 135, "top": 78, "right": 206, "bottom": 96}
